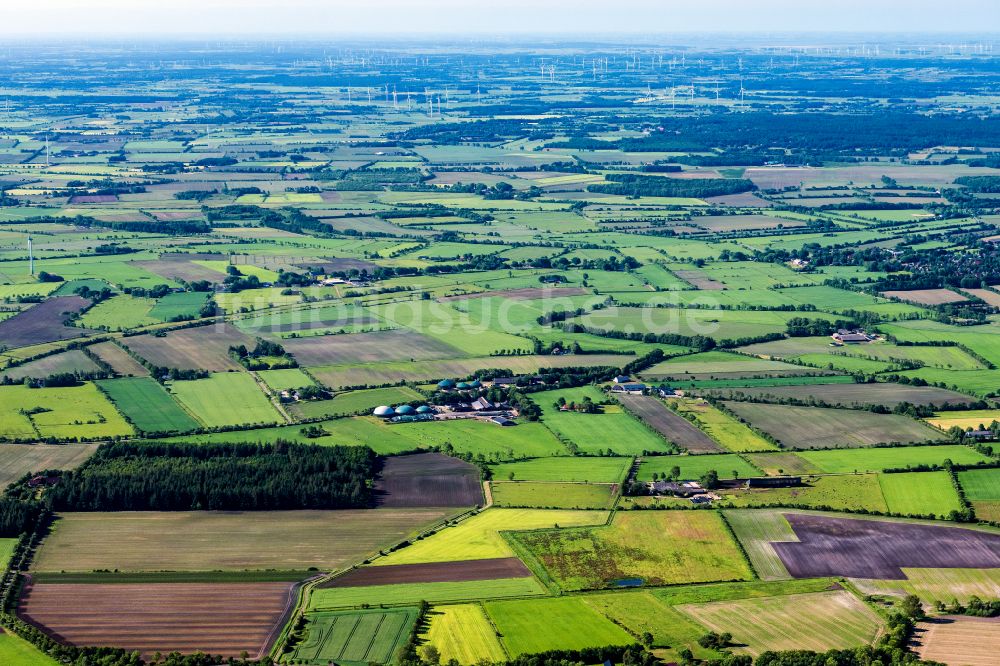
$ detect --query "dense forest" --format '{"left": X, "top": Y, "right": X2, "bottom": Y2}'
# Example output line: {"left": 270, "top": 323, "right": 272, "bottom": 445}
{"left": 45, "top": 441, "right": 376, "bottom": 511}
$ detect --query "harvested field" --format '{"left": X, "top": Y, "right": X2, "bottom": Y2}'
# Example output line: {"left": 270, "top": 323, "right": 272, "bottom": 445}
{"left": 964, "top": 288, "right": 1000, "bottom": 307}
{"left": 32, "top": 509, "right": 450, "bottom": 573}
{"left": 673, "top": 269, "right": 725, "bottom": 290}
{"left": 373, "top": 452, "right": 483, "bottom": 508}
{"left": 882, "top": 289, "right": 969, "bottom": 305}
{"left": 616, "top": 394, "right": 721, "bottom": 452}
{"left": 912, "top": 616, "right": 1000, "bottom": 666}
{"left": 85, "top": 341, "right": 148, "bottom": 376}
{"left": 282, "top": 329, "right": 462, "bottom": 367}
{"left": 0, "top": 350, "right": 100, "bottom": 381}
{"left": 721, "top": 402, "right": 943, "bottom": 449}
{"left": 0, "top": 296, "right": 96, "bottom": 347}
{"left": 774, "top": 513, "right": 1000, "bottom": 579}
{"left": 677, "top": 590, "right": 883, "bottom": 657}
{"left": 18, "top": 581, "right": 296, "bottom": 660}
{"left": 135, "top": 259, "right": 227, "bottom": 283}
{"left": 121, "top": 323, "right": 252, "bottom": 372}
{"left": 707, "top": 383, "right": 975, "bottom": 408}
{"left": 0, "top": 444, "right": 97, "bottom": 490}
{"left": 852, "top": 567, "right": 1000, "bottom": 605}
{"left": 320, "top": 558, "right": 530, "bottom": 588}
{"left": 439, "top": 287, "right": 588, "bottom": 302}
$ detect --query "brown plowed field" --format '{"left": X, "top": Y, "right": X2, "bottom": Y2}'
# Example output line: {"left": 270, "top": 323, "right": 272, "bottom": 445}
{"left": 616, "top": 394, "right": 721, "bottom": 453}
{"left": 374, "top": 452, "right": 483, "bottom": 507}
{"left": 775, "top": 513, "right": 1000, "bottom": 580}
{"left": 135, "top": 259, "right": 228, "bottom": 283}
{"left": 19, "top": 581, "right": 297, "bottom": 659}
{"left": 320, "top": 557, "right": 530, "bottom": 588}
{"left": 912, "top": 616, "right": 1000, "bottom": 666}
{"left": 86, "top": 341, "right": 150, "bottom": 377}
{"left": 0, "top": 296, "right": 96, "bottom": 347}
{"left": 121, "top": 323, "right": 252, "bottom": 372}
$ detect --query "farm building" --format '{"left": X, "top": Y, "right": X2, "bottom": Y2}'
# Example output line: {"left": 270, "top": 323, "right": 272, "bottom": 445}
{"left": 395, "top": 404, "right": 416, "bottom": 416}
{"left": 373, "top": 405, "right": 395, "bottom": 417}
{"left": 437, "top": 379, "right": 457, "bottom": 390}
{"left": 610, "top": 382, "right": 646, "bottom": 395}
{"left": 471, "top": 397, "right": 493, "bottom": 411}
{"left": 613, "top": 375, "right": 633, "bottom": 384}
{"left": 831, "top": 329, "right": 873, "bottom": 344}
{"left": 649, "top": 481, "right": 706, "bottom": 497}
{"left": 746, "top": 476, "right": 802, "bottom": 488}
{"left": 490, "top": 416, "right": 516, "bottom": 426}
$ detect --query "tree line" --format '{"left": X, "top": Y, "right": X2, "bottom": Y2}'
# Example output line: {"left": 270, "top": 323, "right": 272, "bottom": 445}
{"left": 44, "top": 441, "right": 376, "bottom": 512}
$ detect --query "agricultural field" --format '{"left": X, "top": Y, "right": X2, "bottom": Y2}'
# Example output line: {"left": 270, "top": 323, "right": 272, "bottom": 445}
{"left": 288, "top": 608, "right": 419, "bottom": 665}
{"left": 3, "top": 31, "right": 1000, "bottom": 666}
{"left": 168, "top": 372, "right": 280, "bottom": 427}
{"left": 490, "top": 481, "right": 617, "bottom": 509}
{"left": 373, "top": 509, "right": 608, "bottom": 566}
{"left": 484, "top": 597, "right": 634, "bottom": 656}
{"left": 489, "top": 456, "right": 631, "bottom": 483}
{"left": 721, "top": 402, "right": 943, "bottom": 449}
{"left": 18, "top": 581, "right": 297, "bottom": 660}
{"left": 510, "top": 510, "right": 751, "bottom": 591}
{"left": 32, "top": 509, "right": 451, "bottom": 573}
{"left": 958, "top": 468, "right": 1000, "bottom": 522}
{"left": 913, "top": 616, "right": 1000, "bottom": 666}
{"left": 96, "top": 376, "right": 200, "bottom": 433}
{"left": 676, "top": 590, "right": 884, "bottom": 656}
{"left": 0, "top": 443, "right": 97, "bottom": 489}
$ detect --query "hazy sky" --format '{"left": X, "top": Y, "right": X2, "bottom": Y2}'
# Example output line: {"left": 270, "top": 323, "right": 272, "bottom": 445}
{"left": 0, "top": 0, "right": 997, "bottom": 37}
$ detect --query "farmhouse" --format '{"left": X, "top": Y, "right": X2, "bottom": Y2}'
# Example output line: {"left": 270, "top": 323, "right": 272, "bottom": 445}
{"left": 471, "top": 397, "right": 494, "bottom": 411}
{"left": 831, "top": 329, "right": 873, "bottom": 344}
{"left": 610, "top": 382, "right": 646, "bottom": 395}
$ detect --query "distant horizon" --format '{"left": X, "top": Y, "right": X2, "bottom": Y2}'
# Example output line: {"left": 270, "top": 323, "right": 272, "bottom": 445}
{"left": 0, "top": 1, "right": 998, "bottom": 38}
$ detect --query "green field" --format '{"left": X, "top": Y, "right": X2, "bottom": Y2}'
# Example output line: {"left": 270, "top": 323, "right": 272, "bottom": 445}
{"left": 674, "top": 400, "right": 777, "bottom": 452}
{"left": 511, "top": 510, "right": 752, "bottom": 591}
{"left": 77, "top": 294, "right": 158, "bottom": 330}
{"left": 309, "top": 577, "right": 546, "bottom": 609}
{"left": 489, "top": 457, "right": 631, "bottom": 483}
{"left": 374, "top": 509, "right": 608, "bottom": 566}
{"left": 490, "top": 482, "right": 616, "bottom": 509}
{"left": 96, "top": 376, "right": 200, "bottom": 433}
{"left": 168, "top": 372, "right": 281, "bottom": 427}
{"left": 424, "top": 604, "right": 507, "bottom": 665}
{"left": 677, "top": 590, "right": 883, "bottom": 656}
{"left": 485, "top": 597, "right": 634, "bottom": 656}
{"left": 798, "top": 445, "right": 991, "bottom": 473}
{"left": 637, "top": 454, "right": 762, "bottom": 481}
{"left": 296, "top": 385, "right": 425, "bottom": 419}
{"left": 877, "top": 471, "right": 963, "bottom": 518}
{"left": 958, "top": 467, "right": 1000, "bottom": 500}
{"left": 289, "top": 608, "right": 418, "bottom": 665}
{"left": 716, "top": 474, "right": 889, "bottom": 512}
{"left": 148, "top": 291, "right": 209, "bottom": 321}
{"left": 0, "top": 631, "right": 60, "bottom": 666}
{"left": 0, "top": 383, "right": 133, "bottom": 441}
{"left": 722, "top": 510, "right": 797, "bottom": 580}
